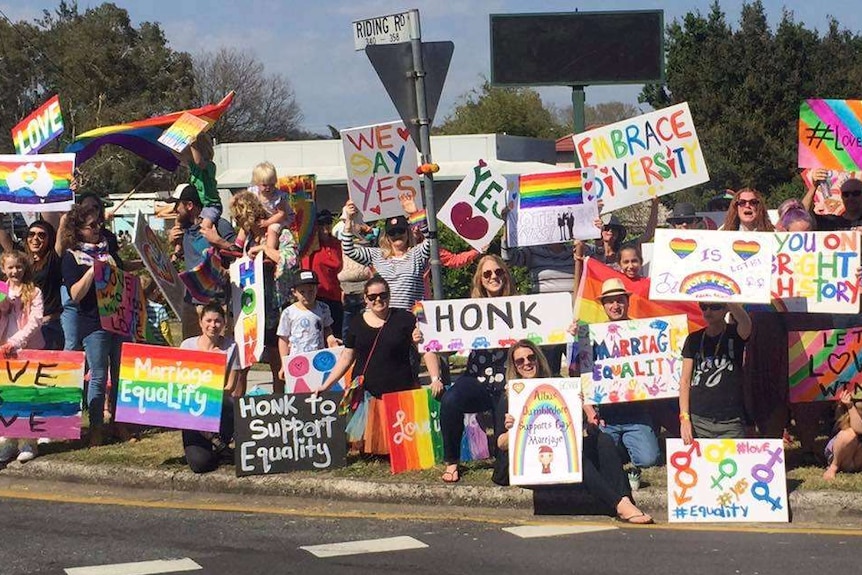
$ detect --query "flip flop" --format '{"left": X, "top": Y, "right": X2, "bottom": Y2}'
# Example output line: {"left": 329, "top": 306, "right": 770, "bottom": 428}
{"left": 442, "top": 468, "right": 460, "bottom": 483}
{"left": 616, "top": 513, "right": 654, "bottom": 525}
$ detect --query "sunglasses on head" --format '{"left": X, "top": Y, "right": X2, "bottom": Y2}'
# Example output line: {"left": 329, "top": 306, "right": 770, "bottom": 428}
{"left": 365, "top": 291, "right": 390, "bottom": 302}
{"left": 482, "top": 268, "right": 506, "bottom": 280}
{"left": 27, "top": 230, "right": 48, "bottom": 240}
{"left": 842, "top": 190, "right": 862, "bottom": 198}
{"left": 736, "top": 198, "right": 760, "bottom": 208}
{"left": 699, "top": 303, "right": 726, "bottom": 311}
{"left": 514, "top": 353, "right": 537, "bottom": 367}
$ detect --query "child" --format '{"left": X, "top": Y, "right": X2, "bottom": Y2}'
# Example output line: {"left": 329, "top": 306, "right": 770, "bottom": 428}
{"left": 276, "top": 270, "right": 339, "bottom": 391}
{"left": 140, "top": 274, "right": 174, "bottom": 347}
{"left": 0, "top": 251, "right": 45, "bottom": 463}
{"left": 179, "top": 132, "right": 223, "bottom": 234}
{"left": 823, "top": 389, "right": 862, "bottom": 480}
{"left": 248, "top": 161, "right": 294, "bottom": 252}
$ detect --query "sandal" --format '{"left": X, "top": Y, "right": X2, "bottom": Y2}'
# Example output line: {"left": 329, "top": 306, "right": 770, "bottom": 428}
{"left": 442, "top": 468, "right": 460, "bottom": 483}
{"left": 616, "top": 512, "right": 654, "bottom": 525}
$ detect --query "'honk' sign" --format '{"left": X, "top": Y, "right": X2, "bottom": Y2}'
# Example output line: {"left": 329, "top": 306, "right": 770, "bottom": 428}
{"left": 11, "top": 95, "right": 64, "bottom": 155}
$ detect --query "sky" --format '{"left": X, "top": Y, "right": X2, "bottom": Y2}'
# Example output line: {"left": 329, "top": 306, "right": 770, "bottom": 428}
{"left": 3, "top": 1, "right": 861, "bottom": 135}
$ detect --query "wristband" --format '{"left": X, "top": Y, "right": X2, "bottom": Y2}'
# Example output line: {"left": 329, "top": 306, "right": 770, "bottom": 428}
{"left": 679, "top": 412, "right": 691, "bottom": 422}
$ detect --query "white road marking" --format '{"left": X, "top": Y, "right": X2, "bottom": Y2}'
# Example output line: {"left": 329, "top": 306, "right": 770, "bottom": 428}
{"left": 64, "top": 557, "right": 202, "bottom": 575}
{"left": 301, "top": 535, "right": 429, "bottom": 558}
{"left": 502, "top": 525, "right": 618, "bottom": 538}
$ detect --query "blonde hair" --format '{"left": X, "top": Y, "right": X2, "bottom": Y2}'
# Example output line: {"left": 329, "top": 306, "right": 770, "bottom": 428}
{"left": 251, "top": 161, "right": 277, "bottom": 186}
{"left": 230, "top": 191, "right": 268, "bottom": 238}
{"left": 0, "top": 251, "right": 37, "bottom": 311}
{"left": 378, "top": 228, "right": 415, "bottom": 259}
{"left": 470, "top": 254, "right": 516, "bottom": 298}
{"left": 505, "top": 340, "right": 552, "bottom": 382}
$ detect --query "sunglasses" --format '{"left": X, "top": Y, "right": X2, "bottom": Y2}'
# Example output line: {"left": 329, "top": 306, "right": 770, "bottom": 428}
{"left": 842, "top": 190, "right": 862, "bottom": 198}
{"left": 482, "top": 268, "right": 506, "bottom": 280}
{"left": 27, "top": 231, "right": 48, "bottom": 240}
{"left": 699, "top": 303, "right": 726, "bottom": 311}
{"left": 514, "top": 353, "right": 537, "bottom": 367}
{"left": 386, "top": 228, "right": 407, "bottom": 237}
{"left": 365, "top": 291, "right": 390, "bottom": 302}
{"left": 736, "top": 199, "right": 760, "bottom": 208}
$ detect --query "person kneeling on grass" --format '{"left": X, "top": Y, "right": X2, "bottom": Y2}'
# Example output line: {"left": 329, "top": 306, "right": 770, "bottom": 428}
{"left": 823, "top": 390, "right": 862, "bottom": 480}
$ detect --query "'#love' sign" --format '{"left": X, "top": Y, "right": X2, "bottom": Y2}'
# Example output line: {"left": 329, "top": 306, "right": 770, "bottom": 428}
{"left": 12, "top": 95, "right": 64, "bottom": 155}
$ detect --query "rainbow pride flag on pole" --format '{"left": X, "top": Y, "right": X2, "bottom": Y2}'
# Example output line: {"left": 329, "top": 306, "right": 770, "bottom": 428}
{"left": 519, "top": 170, "right": 584, "bottom": 209}
{"left": 383, "top": 388, "right": 443, "bottom": 474}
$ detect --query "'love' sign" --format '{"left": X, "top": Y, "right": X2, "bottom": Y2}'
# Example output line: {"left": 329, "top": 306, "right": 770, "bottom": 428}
{"left": 12, "top": 95, "right": 64, "bottom": 155}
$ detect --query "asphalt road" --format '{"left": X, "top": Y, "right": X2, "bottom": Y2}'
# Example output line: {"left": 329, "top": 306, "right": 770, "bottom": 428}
{"left": 1, "top": 479, "right": 860, "bottom": 575}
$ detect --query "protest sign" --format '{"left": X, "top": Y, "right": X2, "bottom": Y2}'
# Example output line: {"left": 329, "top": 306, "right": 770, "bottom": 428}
{"left": 0, "top": 153, "right": 75, "bottom": 212}
{"left": 508, "top": 378, "right": 583, "bottom": 486}
{"left": 415, "top": 293, "right": 573, "bottom": 353}
{"left": 788, "top": 327, "right": 862, "bottom": 402}
{"left": 772, "top": 231, "right": 860, "bottom": 313}
{"left": 0, "top": 280, "right": 7, "bottom": 303}
{"left": 94, "top": 260, "right": 147, "bottom": 341}
{"left": 581, "top": 315, "right": 688, "bottom": 405}
{"left": 278, "top": 174, "right": 317, "bottom": 257}
{"left": 572, "top": 102, "right": 709, "bottom": 213}
{"left": 341, "top": 120, "right": 422, "bottom": 221}
{"left": 11, "top": 95, "right": 64, "bottom": 155}
{"left": 283, "top": 347, "right": 347, "bottom": 393}
{"left": 437, "top": 160, "right": 508, "bottom": 251}
{"left": 230, "top": 253, "right": 265, "bottom": 368}
{"left": 157, "top": 112, "right": 210, "bottom": 153}
{"left": 800, "top": 168, "right": 856, "bottom": 216}
{"left": 0, "top": 350, "right": 84, "bottom": 439}
{"left": 510, "top": 169, "right": 600, "bottom": 247}
{"left": 383, "top": 388, "right": 443, "bottom": 474}
{"left": 234, "top": 392, "right": 346, "bottom": 476}
{"left": 132, "top": 211, "right": 184, "bottom": 318}
{"left": 666, "top": 438, "right": 789, "bottom": 523}
{"left": 649, "top": 229, "right": 774, "bottom": 304}
{"left": 798, "top": 99, "right": 862, "bottom": 171}
{"left": 115, "top": 343, "right": 226, "bottom": 432}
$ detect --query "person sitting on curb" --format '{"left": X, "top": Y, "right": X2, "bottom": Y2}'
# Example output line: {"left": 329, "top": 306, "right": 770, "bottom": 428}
{"left": 823, "top": 389, "right": 862, "bottom": 480}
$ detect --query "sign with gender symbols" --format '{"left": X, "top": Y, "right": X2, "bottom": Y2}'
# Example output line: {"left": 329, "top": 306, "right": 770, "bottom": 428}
{"left": 282, "top": 347, "right": 348, "bottom": 393}
{"left": 666, "top": 438, "right": 789, "bottom": 523}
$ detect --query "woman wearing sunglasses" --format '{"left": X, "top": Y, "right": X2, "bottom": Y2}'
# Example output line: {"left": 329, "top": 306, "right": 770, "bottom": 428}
{"left": 26, "top": 221, "right": 63, "bottom": 350}
{"left": 494, "top": 340, "right": 653, "bottom": 523}
{"left": 678, "top": 301, "right": 752, "bottom": 443}
{"left": 720, "top": 188, "right": 774, "bottom": 232}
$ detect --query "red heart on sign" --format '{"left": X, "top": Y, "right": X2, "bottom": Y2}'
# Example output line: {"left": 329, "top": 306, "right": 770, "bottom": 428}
{"left": 478, "top": 159, "right": 487, "bottom": 168}
{"left": 397, "top": 127, "right": 411, "bottom": 141}
{"left": 369, "top": 205, "right": 381, "bottom": 215}
{"left": 450, "top": 202, "right": 489, "bottom": 241}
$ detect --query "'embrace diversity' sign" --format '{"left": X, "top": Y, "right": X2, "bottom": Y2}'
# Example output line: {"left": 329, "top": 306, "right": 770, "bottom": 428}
{"left": 788, "top": 327, "right": 862, "bottom": 402}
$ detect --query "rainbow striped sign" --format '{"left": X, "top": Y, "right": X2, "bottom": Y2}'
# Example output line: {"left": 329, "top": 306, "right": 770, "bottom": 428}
{"left": 0, "top": 153, "right": 75, "bottom": 212}
{"left": 277, "top": 174, "right": 317, "bottom": 258}
{"left": 788, "top": 328, "right": 862, "bottom": 403}
{"left": 0, "top": 350, "right": 84, "bottom": 439}
{"left": 508, "top": 378, "right": 582, "bottom": 486}
{"left": 12, "top": 94, "right": 64, "bottom": 155}
{"left": 116, "top": 343, "right": 226, "bottom": 432}
{"left": 157, "top": 112, "right": 210, "bottom": 153}
{"left": 798, "top": 99, "right": 862, "bottom": 171}
{"left": 94, "top": 261, "right": 147, "bottom": 341}
{"left": 383, "top": 388, "right": 443, "bottom": 474}
{"left": 519, "top": 171, "right": 584, "bottom": 209}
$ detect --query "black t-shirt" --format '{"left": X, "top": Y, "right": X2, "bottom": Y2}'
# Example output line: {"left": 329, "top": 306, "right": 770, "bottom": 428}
{"left": 464, "top": 348, "right": 508, "bottom": 392}
{"left": 33, "top": 251, "right": 62, "bottom": 316}
{"left": 683, "top": 323, "right": 748, "bottom": 420}
{"left": 345, "top": 308, "right": 418, "bottom": 398}
{"left": 61, "top": 251, "right": 102, "bottom": 339}
{"left": 814, "top": 213, "right": 862, "bottom": 231}
{"left": 492, "top": 393, "right": 510, "bottom": 486}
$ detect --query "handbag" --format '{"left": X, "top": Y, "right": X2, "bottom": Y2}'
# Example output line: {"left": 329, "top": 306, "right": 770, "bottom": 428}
{"left": 338, "top": 312, "right": 388, "bottom": 416}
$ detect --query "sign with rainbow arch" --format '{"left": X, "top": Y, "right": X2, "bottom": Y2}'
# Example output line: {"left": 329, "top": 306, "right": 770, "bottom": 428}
{"left": 508, "top": 378, "right": 582, "bottom": 486}
{"left": 649, "top": 229, "right": 774, "bottom": 304}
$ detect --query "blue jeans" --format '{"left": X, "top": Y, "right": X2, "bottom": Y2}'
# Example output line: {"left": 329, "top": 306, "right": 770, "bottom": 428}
{"left": 61, "top": 286, "right": 81, "bottom": 351}
{"left": 341, "top": 293, "right": 366, "bottom": 341}
{"left": 83, "top": 329, "right": 124, "bottom": 429}
{"left": 600, "top": 421, "right": 660, "bottom": 469}
{"left": 41, "top": 317, "right": 64, "bottom": 351}
{"left": 439, "top": 375, "right": 501, "bottom": 464}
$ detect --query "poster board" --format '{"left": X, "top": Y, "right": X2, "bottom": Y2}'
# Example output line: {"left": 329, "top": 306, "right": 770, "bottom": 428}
{"left": 581, "top": 315, "right": 688, "bottom": 405}
{"left": 157, "top": 112, "right": 210, "bottom": 153}
{"left": 788, "top": 327, "right": 862, "bottom": 402}
{"left": 666, "top": 438, "right": 789, "bottom": 523}
{"left": 0, "top": 153, "right": 75, "bottom": 212}
{"left": 234, "top": 392, "right": 346, "bottom": 476}
{"left": 0, "top": 350, "right": 84, "bottom": 439}
{"left": 437, "top": 160, "right": 508, "bottom": 251}
{"left": 283, "top": 347, "right": 347, "bottom": 393}
{"left": 11, "top": 95, "right": 64, "bottom": 155}
{"left": 800, "top": 168, "right": 856, "bottom": 216}
{"left": 649, "top": 229, "right": 774, "bottom": 303}
{"left": 572, "top": 102, "right": 709, "bottom": 213}
{"left": 798, "top": 99, "right": 862, "bottom": 171}
{"left": 341, "top": 120, "right": 422, "bottom": 221}
{"left": 230, "top": 253, "right": 265, "bottom": 368}
{"left": 132, "top": 211, "right": 185, "bottom": 318}
{"left": 94, "top": 260, "right": 147, "bottom": 341}
{"left": 383, "top": 388, "right": 443, "bottom": 474}
{"left": 508, "top": 377, "right": 583, "bottom": 486}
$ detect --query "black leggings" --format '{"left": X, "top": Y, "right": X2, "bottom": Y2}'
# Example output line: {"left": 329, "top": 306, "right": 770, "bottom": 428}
{"left": 182, "top": 396, "right": 235, "bottom": 474}
{"left": 581, "top": 429, "right": 633, "bottom": 513}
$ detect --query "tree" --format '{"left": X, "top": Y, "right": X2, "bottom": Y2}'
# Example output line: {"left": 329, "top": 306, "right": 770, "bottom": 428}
{"left": 193, "top": 47, "right": 303, "bottom": 143}
{"left": 553, "top": 101, "right": 643, "bottom": 131}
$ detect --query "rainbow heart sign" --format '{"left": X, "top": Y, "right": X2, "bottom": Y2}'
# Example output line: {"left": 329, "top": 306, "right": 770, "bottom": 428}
{"left": 0, "top": 153, "right": 75, "bottom": 212}
{"left": 798, "top": 99, "right": 862, "bottom": 171}
{"left": 650, "top": 229, "right": 774, "bottom": 304}
{"left": 437, "top": 160, "right": 508, "bottom": 251}
{"left": 132, "top": 211, "right": 185, "bottom": 319}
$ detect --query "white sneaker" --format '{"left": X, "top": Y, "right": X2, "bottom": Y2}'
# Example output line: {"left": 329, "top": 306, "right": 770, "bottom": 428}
{"left": 16, "top": 445, "right": 36, "bottom": 463}
{"left": 37, "top": 438, "right": 51, "bottom": 445}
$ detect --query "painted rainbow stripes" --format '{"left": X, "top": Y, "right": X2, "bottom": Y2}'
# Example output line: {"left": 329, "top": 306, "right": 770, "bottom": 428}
{"left": 0, "top": 350, "right": 84, "bottom": 439}
{"left": 115, "top": 343, "right": 226, "bottom": 432}
{"left": 178, "top": 248, "right": 227, "bottom": 304}
{"left": 383, "top": 388, "right": 443, "bottom": 474}
{"left": 679, "top": 271, "right": 741, "bottom": 297}
{"left": 157, "top": 112, "right": 210, "bottom": 153}
{"left": 278, "top": 174, "right": 317, "bottom": 258}
{"left": 788, "top": 329, "right": 861, "bottom": 402}
{"left": 798, "top": 99, "right": 862, "bottom": 171}
{"left": 0, "top": 153, "right": 74, "bottom": 208}
{"left": 512, "top": 383, "right": 580, "bottom": 476}
{"left": 518, "top": 171, "right": 583, "bottom": 209}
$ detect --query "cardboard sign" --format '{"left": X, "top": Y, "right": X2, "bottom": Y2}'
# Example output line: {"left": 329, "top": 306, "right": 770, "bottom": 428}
{"left": 416, "top": 293, "right": 573, "bottom": 353}
{"left": 649, "top": 229, "right": 774, "bottom": 304}
{"left": 157, "top": 112, "right": 210, "bottom": 153}
{"left": 666, "top": 438, "right": 789, "bottom": 523}
{"left": 230, "top": 253, "right": 265, "bottom": 368}
{"left": 341, "top": 120, "right": 422, "bottom": 221}
{"left": 115, "top": 343, "right": 226, "bottom": 432}
{"left": 94, "top": 260, "right": 147, "bottom": 341}
{"left": 383, "top": 388, "right": 443, "bottom": 474}
{"left": 800, "top": 168, "right": 855, "bottom": 216}
{"left": 234, "top": 392, "right": 346, "bottom": 476}
{"left": 283, "top": 347, "right": 346, "bottom": 393}
{"left": 573, "top": 102, "right": 709, "bottom": 213}
{"left": 437, "top": 160, "right": 508, "bottom": 251}
{"left": 509, "top": 169, "right": 600, "bottom": 247}
{"left": 279, "top": 174, "right": 317, "bottom": 257}
{"left": 772, "top": 231, "right": 860, "bottom": 313}
{"left": 798, "top": 99, "right": 862, "bottom": 171}
{"left": 0, "top": 153, "right": 75, "bottom": 212}
{"left": 11, "top": 95, "right": 64, "bottom": 155}
{"left": 0, "top": 350, "right": 84, "bottom": 439}
{"left": 788, "top": 327, "right": 862, "bottom": 402}
{"left": 508, "top": 378, "right": 583, "bottom": 486}
{"left": 0, "top": 280, "right": 7, "bottom": 303}
{"left": 132, "top": 211, "right": 184, "bottom": 318}
{"left": 580, "top": 315, "right": 688, "bottom": 405}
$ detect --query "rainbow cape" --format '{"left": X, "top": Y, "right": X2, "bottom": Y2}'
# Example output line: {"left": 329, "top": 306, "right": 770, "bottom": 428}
{"left": 66, "top": 92, "right": 235, "bottom": 170}
{"left": 178, "top": 247, "right": 228, "bottom": 304}
{"left": 277, "top": 174, "right": 317, "bottom": 258}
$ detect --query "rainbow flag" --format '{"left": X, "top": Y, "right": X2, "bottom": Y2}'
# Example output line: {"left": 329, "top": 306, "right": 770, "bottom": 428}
{"left": 383, "top": 388, "right": 443, "bottom": 474}
{"left": 66, "top": 92, "right": 234, "bottom": 171}
{"left": 178, "top": 247, "right": 228, "bottom": 304}
{"left": 0, "top": 350, "right": 85, "bottom": 439}
{"left": 278, "top": 174, "right": 317, "bottom": 258}
{"left": 157, "top": 112, "right": 210, "bottom": 153}
{"left": 0, "top": 153, "right": 75, "bottom": 212}
{"left": 798, "top": 99, "right": 862, "bottom": 171}
{"left": 518, "top": 170, "right": 583, "bottom": 209}
{"left": 115, "top": 343, "right": 226, "bottom": 432}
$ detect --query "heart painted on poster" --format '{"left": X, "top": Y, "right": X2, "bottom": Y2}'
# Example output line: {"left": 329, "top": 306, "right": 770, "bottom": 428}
{"left": 450, "top": 202, "right": 489, "bottom": 241}
{"left": 828, "top": 352, "right": 851, "bottom": 374}
{"left": 511, "top": 382, "right": 525, "bottom": 394}
{"left": 369, "top": 204, "right": 381, "bottom": 215}
{"left": 669, "top": 238, "right": 697, "bottom": 259}
{"left": 397, "top": 127, "right": 411, "bottom": 141}
{"left": 478, "top": 159, "right": 487, "bottom": 168}
{"left": 732, "top": 240, "right": 760, "bottom": 261}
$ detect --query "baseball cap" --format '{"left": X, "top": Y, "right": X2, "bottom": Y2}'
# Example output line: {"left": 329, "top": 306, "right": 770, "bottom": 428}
{"left": 294, "top": 269, "right": 319, "bottom": 286}
{"left": 166, "top": 184, "right": 203, "bottom": 211}
{"left": 385, "top": 215, "right": 408, "bottom": 236}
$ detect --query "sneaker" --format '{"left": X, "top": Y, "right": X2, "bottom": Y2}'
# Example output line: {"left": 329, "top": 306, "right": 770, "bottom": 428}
{"left": 16, "top": 445, "right": 36, "bottom": 463}
{"left": 36, "top": 438, "right": 51, "bottom": 446}
{"left": 627, "top": 468, "right": 642, "bottom": 491}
